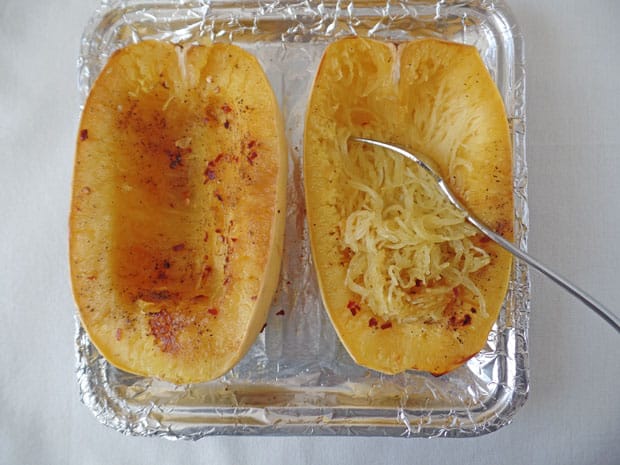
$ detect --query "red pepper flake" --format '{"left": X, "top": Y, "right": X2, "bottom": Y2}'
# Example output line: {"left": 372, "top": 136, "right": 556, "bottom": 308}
{"left": 247, "top": 140, "right": 256, "bottom": 149}
{"left": 215, "top": 228, "right": 222, "bottom": 234}
{"left": 204, "top": 153, "right": 226, "bottom": 179}
{"left": 80, "top": 129, "right": 88, "bottom": 141}
{"left": 347, "top": 300, "right": 361, "bottom": 316}
{"left": 276, "top": 310, "right": 285, "bottom": 316}
{"left": 368, "top": 317, "right": 378, "bottom": 328}
{"left": 203, "top": 232, "right": 209, "bottom": 242}
{"left": 462, "top": 314, "right": 472, "bottom": 326}
{"left": 221, "top": 104, "right": 232, "bottom": 113}
{"left": 247, "top": 151, "right": 258, "bottom": 165}
{"left": 251, "top": 295, "right": 258, "bottom": 301}
{"left": 172, "top": 243, "right": 185, "bottom": 251}
{"left": 208, "top": 153, "right": 225, "bottom": 168}
{"left": 115, "top": 328, "right": 122, "bottom": 341}
{"left": 380, "top": 321, "right": 393, "bottom": 330}
{"left": 495, "top": 221, "right": 509, "bottom": 236}
{"left": 166, "top": 149, "right": 184, "bottom": 169}
{"left": 341, "top": 247, "right": 353, "bottom": 264}
{"left": 207, "top": 308, "right": 218, "bottom": 316}
{"left": 480, "top": 235, "right": 491, "bottom": 243}
{"left": 204, "top": 168, "right": 216, "bottom": 183}
{"left": 453, "top": 287, "right": 460, "bottom": 298}
{"left": 224, "top": 120, "right": 230, "bottom": 129}
{"left": 204, "top": 108, "right": 217, "bottom": 123}
{"left": 260, "top": 323, "right": 267, "bottom": 333}
{"left": 86, "top": 275, "right": 96, "bottom": 280}
{"left": 215, "top": 191, "right": 223, "bottom": 201}
{"left": 223, "top": 276, "right": 231, "bottom": 285}
{"left": 231, "top": 237, "right": 238, "bottom": 242}
{"left": 163, "top": 260, "right": 171, "bottom": 269}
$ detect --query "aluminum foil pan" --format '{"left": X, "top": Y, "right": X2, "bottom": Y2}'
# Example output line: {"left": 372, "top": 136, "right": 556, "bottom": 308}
{"left": 75, "top": 0, "right": 529, "bottom": 438}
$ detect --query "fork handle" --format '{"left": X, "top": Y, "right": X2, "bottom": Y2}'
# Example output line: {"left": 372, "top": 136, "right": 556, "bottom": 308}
{"left": 435, "top": 179, "right": 620, "bottom": 332}
{"left": 471, "top": 211, "right": 619, "bottom": 332}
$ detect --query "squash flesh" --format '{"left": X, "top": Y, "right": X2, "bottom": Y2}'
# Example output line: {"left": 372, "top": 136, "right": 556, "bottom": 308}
{"left": 304, "top": 38, "right": 513, "bottom": 375}
{"left": 70, "top": 41, "right": 287, "bottom": 384}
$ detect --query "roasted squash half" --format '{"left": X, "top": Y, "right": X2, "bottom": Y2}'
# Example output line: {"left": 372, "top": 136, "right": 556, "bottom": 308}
{"left": 70, "top": 41, "right": 287, "bottom": 384}
{"left": 304, "top": 38, "right": 513, "bottom": 375}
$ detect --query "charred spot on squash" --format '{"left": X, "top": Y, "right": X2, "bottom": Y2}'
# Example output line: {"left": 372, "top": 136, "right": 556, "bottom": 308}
{"left": 134, "top": 289, "right": 178, "bottom": 303}
{"left": 148, "top": 309, "right": 184, "bottom": 354}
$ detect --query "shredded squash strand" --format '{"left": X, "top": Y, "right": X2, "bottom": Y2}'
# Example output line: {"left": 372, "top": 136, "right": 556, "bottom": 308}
{"left": 342, "top": 148, "right": 490, "bottom": 323}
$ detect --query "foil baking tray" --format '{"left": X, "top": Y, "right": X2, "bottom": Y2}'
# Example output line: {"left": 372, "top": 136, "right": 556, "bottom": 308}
{"left": 75, "top": 0, "right": 529, "bottom": 438}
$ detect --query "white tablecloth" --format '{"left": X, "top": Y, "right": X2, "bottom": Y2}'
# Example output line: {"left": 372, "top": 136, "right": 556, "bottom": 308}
{"left": 1, "top": 0, "right": 618, "bottom": 463}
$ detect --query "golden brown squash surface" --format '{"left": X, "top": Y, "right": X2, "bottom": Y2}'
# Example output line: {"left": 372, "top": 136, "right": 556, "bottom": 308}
{"left": 70, "top": 41, "right": 287, "bottom": 384}
{"left": 304, "top": 38, "right": 513, "bottom": 375}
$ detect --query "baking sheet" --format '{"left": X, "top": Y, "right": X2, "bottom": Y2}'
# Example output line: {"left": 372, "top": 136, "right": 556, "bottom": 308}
{"left": 75, "top": 0, "right": 529, "bottom": 438}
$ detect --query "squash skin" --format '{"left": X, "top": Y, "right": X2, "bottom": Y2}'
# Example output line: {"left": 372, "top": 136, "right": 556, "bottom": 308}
{"left": 304, "top": 38, "right": 513, "bottom": 375}
{"left": 70, "top": 41, "right": 287, "bottom": 384}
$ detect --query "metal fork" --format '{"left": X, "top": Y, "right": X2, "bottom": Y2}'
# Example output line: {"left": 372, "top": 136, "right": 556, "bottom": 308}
{"left": 351, "top": 136, "right": 620, "bottom": 333}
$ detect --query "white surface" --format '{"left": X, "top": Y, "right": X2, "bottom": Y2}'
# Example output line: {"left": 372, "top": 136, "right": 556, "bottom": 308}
{"left": 0, "top": 0, "right": 618, "bottom": 463}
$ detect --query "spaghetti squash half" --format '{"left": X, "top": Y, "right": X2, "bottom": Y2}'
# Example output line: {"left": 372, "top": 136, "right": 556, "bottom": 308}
{"left": 70, "top": 41, "right": 287, "bottom": 384}
{"left": 304, "top": 38, "right": 513, "bottom": 375}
